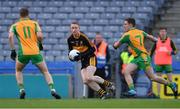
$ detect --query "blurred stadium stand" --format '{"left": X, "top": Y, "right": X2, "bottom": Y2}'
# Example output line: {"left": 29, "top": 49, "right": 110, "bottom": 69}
{"left": 0, "top": 0, "right": 163, "bottom": 62}
{"left": 0, "top": 0, "right": 180, "bottom": 98}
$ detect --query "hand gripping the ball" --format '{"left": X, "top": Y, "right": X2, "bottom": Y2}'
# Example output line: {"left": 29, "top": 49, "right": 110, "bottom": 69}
{"left": 68, "top": 49, "right": 81, "bottom": 62}
{"left": 73, "top": 52, "right": 81, "bottom": 61}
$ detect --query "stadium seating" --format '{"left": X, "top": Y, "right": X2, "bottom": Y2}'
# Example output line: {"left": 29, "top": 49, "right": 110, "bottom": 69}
{"left": 79, "top": 1, "right": 94, "bottom": 7}
{"left": 29, "top": 7, "right": 42, "bottom": 13}
{"left": 48, "top": 1, "right": 63, "bottom": 7}
{"left": 110, "top": 1, "right": 124, "bottom": 7}
{"left": 5, "top": 0, "right": 180, "bottom": 99}
{"left": 0, "top": 0, "right": 162, "bottom": 62}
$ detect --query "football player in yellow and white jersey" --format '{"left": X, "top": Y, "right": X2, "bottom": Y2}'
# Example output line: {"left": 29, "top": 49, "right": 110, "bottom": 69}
{"left": 113, "top": 18, "right": 177, "bottom": 97}
{"left": 9, "top": 7, "right": 61, "bottom": 99}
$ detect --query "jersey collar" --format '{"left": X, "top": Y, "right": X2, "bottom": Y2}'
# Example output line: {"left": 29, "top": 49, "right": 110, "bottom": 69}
{"left": 159, "top": 36, "right": 168, "bottom": 41}
{"left": 127, "top": 27, "right": 136, "bottom": 32}
{"left": 19, "top": 17, "right": 30, "bottom": 21}
{"left": 129, "top": 27, "right": 136, "bottom": 30}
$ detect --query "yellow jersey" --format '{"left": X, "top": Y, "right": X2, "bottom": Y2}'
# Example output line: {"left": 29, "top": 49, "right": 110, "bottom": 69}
{"left": 9, "top": 18, "right": 41, "bottom": 55}
{"left": 119, "top": 28, "right": 148, "bottom": 57}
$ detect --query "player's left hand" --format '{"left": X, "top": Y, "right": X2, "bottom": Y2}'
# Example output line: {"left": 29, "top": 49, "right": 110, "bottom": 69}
{"left": 74, "top": 53, "right": 81, "bottom": 61}
{"left": 10, "top": 49, "right": 17, "bottom": 61}
{"left": 39, "top": 42, "right": 43, "bottom": 51}
{"left": 113, "top": 41, "right": 119, "bottom": 49}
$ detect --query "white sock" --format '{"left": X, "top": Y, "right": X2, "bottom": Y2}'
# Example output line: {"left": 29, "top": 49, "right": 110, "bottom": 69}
{"left": 51, "top": 89, "right": 56, "bottom": 92}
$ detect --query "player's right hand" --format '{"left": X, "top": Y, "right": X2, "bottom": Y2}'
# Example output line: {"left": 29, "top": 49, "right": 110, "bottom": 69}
{"left": 68, "top": 54, "right": 75, "bottom": 62}
{"left": 74, "top": 53, "right": 81, "bottom": 61}
{"left": 69, "top": 58, "right": 74, "bottom": 62}
{"left": 39, "top": 42, "right": 43, "bottom": 51}
{"left": 113, "top": 41, "right": 119, "bottom": 49}
{"left": 10, "top": 50, "right": 17, "bottom": 61}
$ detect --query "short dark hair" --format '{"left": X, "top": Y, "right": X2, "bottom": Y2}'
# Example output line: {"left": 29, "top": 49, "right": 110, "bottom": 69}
{"left": 71, "top": 21, "right": 79, "bottom": 26}
{"left": 159, "top": 27, "right": 167, "bottom": 31}
{"left": 20, "top": 7, "right": 29, "bottom": 17}
{"left": 125, "top": 18, "right": 136, "bottom": 27}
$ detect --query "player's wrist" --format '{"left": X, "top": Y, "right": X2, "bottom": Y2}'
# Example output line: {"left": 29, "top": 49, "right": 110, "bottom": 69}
{"left": 113, "top": 45, "right": 118, "bottom": 49}
{"left": 153, "top": 37, "right": 158, "bottom": 42}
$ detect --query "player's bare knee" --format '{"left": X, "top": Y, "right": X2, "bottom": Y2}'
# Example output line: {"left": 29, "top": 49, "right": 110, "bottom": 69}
{"left": 83, "top": 79, "right": 90, "bottom": 84}
{"left": 83, "top": 81, "right": 88, "bottom": 84}
{"left": 84, "top": 76, "right": 94, "bottom": 83}
{"left": 123, "top": 71, "right": 130, "bottom": 76}
{"left": 86, "top": 76, "right": 95, "bottom": 82}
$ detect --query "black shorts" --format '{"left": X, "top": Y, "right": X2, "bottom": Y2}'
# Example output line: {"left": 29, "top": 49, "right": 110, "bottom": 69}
{"left": 81, "top": 56, "right": 96, "bottom": 69}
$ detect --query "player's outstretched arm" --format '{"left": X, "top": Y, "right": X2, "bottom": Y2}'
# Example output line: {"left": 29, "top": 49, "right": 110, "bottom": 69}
{"left": 146, "top": 34, "right": 157, "bottom": 42}
{"left": 113, "top": 41, "right": 121, "bottom": 49}
{"left": 113, "top": 33, "right": 128, "bottom": 49}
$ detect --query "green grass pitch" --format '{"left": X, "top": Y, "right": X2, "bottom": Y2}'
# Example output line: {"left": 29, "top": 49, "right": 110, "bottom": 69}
{"left": 0, "top": 99, "right": 180, "bottom": 108}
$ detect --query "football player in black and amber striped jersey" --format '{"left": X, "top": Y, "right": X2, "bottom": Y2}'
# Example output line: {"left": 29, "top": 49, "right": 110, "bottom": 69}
{"left": 67, "top": 21, "right": 115, "bottom": 99}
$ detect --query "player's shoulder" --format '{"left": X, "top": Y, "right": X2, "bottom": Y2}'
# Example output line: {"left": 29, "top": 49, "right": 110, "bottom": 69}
{"left": 122, "top": 32, "right": 130, "bottom": 38}
{"left": 80, "top": 32, "right": 88, "bottom": 38}
{"left": 138, "top": 29, "right": 145, "bottom": 34}
{"left": 10, "top": 23, "right": 17, "bottom": 28}
{"left": 131, "top": 29, "right": 146, "bottom": 37}
{"left": 168, "top": 37, "right": 174, "bottom": 42}
{"left": 130, "top": 28, "right": 143, "bottom": 33}
{"left": 136, "top": 29, "right": 145, "bottom": 34}
{"left": 67, "top": 34, "right": 73, "bottom": 41}
{"left": 9, "top": 22, "right": 18, "bottom": 31}
{"left": 19, "top": 19, "right": 39, "bottom": 25}
{"left": 30, "top": 20, "right": 39, "bottom": 25}
{"left": 119, "top": 32, "right": 130, "bottom": 42}
{"left": 80, "top": 32, "right": 91, "bottom": 40}
{"left": 10, "top": 19, "right": 20, "bottom": 27}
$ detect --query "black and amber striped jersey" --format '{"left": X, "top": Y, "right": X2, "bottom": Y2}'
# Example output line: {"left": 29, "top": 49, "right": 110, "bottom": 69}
{"left": 67, "top": 32, "right": 95, "bottom": 58}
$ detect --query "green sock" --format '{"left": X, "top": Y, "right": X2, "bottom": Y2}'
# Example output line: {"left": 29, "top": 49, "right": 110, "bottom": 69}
{"left": 18, "top": 84, "right": 25, "bottom": 92}
{"left": 49, "top": 83, "right": 54, "bottom": 90}
{"left": 18, "top": 84, "right": 24, "bottom": 90}
{"left": 129, "top": 83, "right": 135, "bottom": 90}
